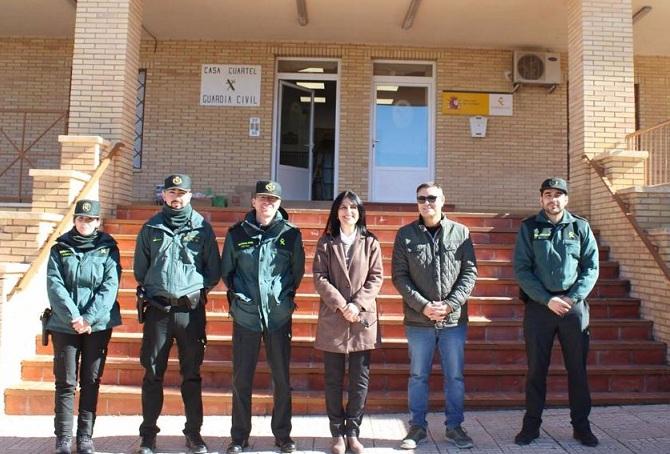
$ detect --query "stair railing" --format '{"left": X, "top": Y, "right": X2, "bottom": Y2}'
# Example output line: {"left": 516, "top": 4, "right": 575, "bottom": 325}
{"left": 583, "top": 154, "right": 670, "bottom": 282}
{"left": 625, "top": 119, "right": 670, "bottom": 186}
{"left": 12, "top": 142, "right": 125, "bottom": 295}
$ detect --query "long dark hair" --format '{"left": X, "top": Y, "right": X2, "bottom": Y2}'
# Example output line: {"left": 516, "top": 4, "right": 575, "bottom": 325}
{"left": 324, "top": 190, "right": 373, "bottom": 238}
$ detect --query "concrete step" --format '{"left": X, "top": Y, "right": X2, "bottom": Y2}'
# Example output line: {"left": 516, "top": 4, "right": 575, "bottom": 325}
{"left": 7, "top": 381, "right": 670, "bottom": 415}
{"left": 20, "top": 355, "right": 670, "bottom": 393}
{"left": 34, "top": 334, "right": 669, "bottom": 366}
{"left": 115, "top": 291, "right": 641, "bottom": 319}
{"left": 111, "top": 310, "right": 654, "bottom": 342}
{"left": 111, "top": 234, "right": 613, "bottom": 262}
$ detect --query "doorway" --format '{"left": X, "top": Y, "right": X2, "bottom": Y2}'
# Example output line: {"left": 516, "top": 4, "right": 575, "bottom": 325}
{"left": 370, "top": 62, "right": 435, "bottom": 202}
{"left": 273, "top": 59, "right": 339, "bottom": 201}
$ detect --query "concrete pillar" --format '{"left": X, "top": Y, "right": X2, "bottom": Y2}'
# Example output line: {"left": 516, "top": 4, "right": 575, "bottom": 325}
{"left": 567, "top": 0, "right": 636, "bottom": 215}
{"left": 68, "top": 0, "right": 143, "bottom": 207}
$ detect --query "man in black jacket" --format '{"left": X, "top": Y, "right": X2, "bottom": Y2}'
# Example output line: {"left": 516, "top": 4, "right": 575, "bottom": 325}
{"left": 392, "top": 182, "right": 478, "bottom": 450}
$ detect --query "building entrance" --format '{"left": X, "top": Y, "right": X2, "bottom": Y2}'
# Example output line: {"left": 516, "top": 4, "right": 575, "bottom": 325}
{"left": 273, "top": 59, "right": 338, "bottom": 201}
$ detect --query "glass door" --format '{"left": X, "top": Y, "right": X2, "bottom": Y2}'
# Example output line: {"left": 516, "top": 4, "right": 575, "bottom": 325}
{"left": 276, "top": 81, "right": 315, "bottom": 200}
{"left": 371, "top": 82, "right": 433, "bottom": 202}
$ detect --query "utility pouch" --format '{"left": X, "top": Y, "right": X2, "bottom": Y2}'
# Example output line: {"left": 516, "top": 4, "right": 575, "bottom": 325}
{"left": 180, "top": 289, "right": 203, "bottom": 310}
{"left": 40, "top": 308, "right": 52, "bottom": 346}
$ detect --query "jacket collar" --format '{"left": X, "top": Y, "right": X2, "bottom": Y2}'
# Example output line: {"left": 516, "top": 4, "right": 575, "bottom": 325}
{"left": 535, "top": 209, "right": 575, "bottom": 226}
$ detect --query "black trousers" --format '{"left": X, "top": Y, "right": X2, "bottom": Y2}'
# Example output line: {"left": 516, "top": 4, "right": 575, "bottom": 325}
{"left": 231, "top": 321, "right": 292, "bottom": 443}
{"left": 323, "top": 350, "right": 371, "bottom": 437}
{"left": 52, "top": 329, "right": 112, "bottom": 438}
{"left": 139, "top": 304, "right": 206, "bottom": 437}
{"left": 522, "top": 302, "right": 592, "bottom": 432}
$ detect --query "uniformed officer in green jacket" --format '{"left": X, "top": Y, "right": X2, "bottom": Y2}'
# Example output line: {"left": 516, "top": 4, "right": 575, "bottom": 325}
{"left": 513, "top": 177, "right": 600, "bottom": 448}
{"left": 47, "top": 199, "right": 121, "bottom": 454}
{"left": 134, "top": 174, "right": 220, "bottom": 454}
{"left": 221, "top": 180, "right": 305, "bottom": 454}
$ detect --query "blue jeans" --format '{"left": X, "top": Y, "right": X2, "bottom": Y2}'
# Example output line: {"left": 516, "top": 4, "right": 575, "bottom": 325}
{"left": 405, "top": 324, "right": 467, "bottom": 429}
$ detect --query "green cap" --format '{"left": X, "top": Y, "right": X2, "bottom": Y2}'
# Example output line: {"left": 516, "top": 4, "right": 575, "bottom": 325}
{"left": 164, "top": 174, "right": 192, "bottom": 191}
{"left": 540, "top": 177, "right": 568, "bottom": 194}
{"left": 255, "top": 180, "right": 282, "bottom": 199}
{"left": 74, "top": 199, "right": 101, "bottom": 218}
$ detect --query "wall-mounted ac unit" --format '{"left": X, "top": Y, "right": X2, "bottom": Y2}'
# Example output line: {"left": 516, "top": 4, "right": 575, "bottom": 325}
{"left": 513, "top": 51, "right": 561, "bottom": 85}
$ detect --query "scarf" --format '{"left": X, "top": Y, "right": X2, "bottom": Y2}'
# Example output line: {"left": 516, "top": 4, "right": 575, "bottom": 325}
{"left": 68, "top": 227, "right": 99, "bottom": 250}
{"left": 162, "top": 203, "right": 193, "bottom": 231}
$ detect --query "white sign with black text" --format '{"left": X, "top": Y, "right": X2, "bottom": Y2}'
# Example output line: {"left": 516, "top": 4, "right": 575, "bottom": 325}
{"left": 200, "top": 65, "right": 261, "bottom": 107}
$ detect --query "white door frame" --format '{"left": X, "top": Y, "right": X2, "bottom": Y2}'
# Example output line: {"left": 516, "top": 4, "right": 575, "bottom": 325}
{"left": 275, "top": 81, "right": 315, "bottom": 200}
{"left": 369, "top": 61, "right": 435, "bottom": 202}
{"left": 272, "top": 57, "right": 341, "bottom": 200}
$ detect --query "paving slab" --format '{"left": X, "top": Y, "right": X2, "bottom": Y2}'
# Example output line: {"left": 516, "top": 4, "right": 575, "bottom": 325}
{"left": 0, "top": 406, "right": 668, "bottom": 453}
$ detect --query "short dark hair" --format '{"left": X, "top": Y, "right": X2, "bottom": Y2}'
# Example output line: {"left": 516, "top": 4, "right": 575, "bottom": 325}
{"left": 416, "top": 181, "right": 444, "bottom": 196}
{"left": 324, "top": 190, "right": 374, "bottom": 239}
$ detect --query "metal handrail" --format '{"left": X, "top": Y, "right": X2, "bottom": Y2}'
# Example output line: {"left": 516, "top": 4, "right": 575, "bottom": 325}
{"left": 583, "top": 154, "right": 670, "bottom": 283}
{"left": 11, "top": 142, "right": 125, "bottom": 295}
{"left": 625, "top": 119, "right": 670, "bottom": 185}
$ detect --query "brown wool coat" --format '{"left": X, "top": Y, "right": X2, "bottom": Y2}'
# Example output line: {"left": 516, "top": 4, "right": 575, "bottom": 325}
{"left": 313, "top": 232, "right": 384, "bottom": 353}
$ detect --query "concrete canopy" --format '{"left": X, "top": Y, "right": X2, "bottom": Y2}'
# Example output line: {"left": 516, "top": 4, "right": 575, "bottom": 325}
{"left": 1, "top": 0, "right": 669, "bottom": 56}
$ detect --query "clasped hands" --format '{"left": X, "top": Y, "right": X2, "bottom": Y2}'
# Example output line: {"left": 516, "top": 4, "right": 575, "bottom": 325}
{"left": 422, "top": 301, "right": 453, "bottom": 321}
{"left": 547, "top": 295, "right": 575, "bottom": 317}
{"left": 71, "top": 316, "right": 92, "bottom": 334}
{"left": 340, "top": 302, "right": 361, "bottom": 323}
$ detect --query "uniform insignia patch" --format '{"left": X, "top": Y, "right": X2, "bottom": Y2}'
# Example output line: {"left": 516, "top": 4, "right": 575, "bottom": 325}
{"left": 568, "top": 231, "right": 576, "bottom": 239}
{"left": 173, "top": 176, "right": 182, "bottom": 185}
{"left": 265, "top": 182, "right": 276, "bottom": 192}
{"left": 82, "top": 202, "right": 92, "bottom": 213}
{"left": 279, "top": 238, "right": 286, "bottom": 246}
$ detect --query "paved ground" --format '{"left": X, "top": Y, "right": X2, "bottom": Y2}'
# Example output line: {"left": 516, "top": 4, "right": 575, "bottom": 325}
{"left": 0, "top": 405, "right": 668, "bottom": 453}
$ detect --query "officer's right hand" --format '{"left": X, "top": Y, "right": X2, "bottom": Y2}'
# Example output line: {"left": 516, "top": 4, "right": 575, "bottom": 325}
{"left": 547, "top": 296, "right": 572, "bottom": 317}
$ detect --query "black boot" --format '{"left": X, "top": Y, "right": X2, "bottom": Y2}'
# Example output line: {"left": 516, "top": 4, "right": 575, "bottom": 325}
{"left": 76, "top": 435, "right": 95, "bottom": 454}
{"left": 54, "top": 436, "right": 72, "bottom": 454}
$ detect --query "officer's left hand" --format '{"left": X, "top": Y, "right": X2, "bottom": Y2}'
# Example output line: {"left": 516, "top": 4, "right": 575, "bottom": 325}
{"left": 71, "top": 317, "right": 92, "bottom": 334}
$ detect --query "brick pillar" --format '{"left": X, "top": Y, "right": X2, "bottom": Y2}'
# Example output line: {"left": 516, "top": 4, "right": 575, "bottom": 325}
{"left": 68, "top": 0, "right": 143, "bottom": 208}
{"left": 567, "top": 0, "right": 636, "bottom": 216}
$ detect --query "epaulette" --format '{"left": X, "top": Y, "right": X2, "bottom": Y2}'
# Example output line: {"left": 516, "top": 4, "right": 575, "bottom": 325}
{"left": 284, "top": 220, "right": 299, "bottom": 229}
{"left": 571, "top": 213, "right": 589, "bottom": 223}
{"left": 229, "top": 220, "right": 244, "bottom": 231}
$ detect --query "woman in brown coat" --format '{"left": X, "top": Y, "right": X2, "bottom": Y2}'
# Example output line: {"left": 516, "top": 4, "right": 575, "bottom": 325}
{"left": 313, "top": 190, "right": 384, "bottom": 454}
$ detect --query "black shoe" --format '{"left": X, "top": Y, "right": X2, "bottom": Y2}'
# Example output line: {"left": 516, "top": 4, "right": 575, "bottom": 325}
{"left": 184, "top": 432, "right": 208, "bottom": 453}
{"left": 76, "top": 435, "right": 95, "bottom": 454}
{"left": 514, "top": 428, "right": 540, "bottom": 445}
{"left": 137, "top": 435, "right": 156, "bottom": 454}
{"left": 226, "top": 440, "right": 249, "bottom": 454}
{"left": 54, "top": 436, "right": 72, "bottom": 454}
{"left": 400, "top": 426, "right": 427, "bottom": 450}
{"left": 574, "top": 429, "right": 599, "bottom": 447}
{"left": 275, "top": 437, "right": 297, "bottom": 453}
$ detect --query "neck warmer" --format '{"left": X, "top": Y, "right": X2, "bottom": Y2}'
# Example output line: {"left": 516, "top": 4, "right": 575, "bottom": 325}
{"left": 68, "top": 227, "right": 99, "bottom": 250}
{"left": 162, "top": 203, "right": 193, "bottom": 231}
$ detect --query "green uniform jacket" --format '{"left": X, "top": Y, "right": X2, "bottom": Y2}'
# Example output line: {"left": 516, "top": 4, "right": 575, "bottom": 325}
{"left": 513, "top": 209, "right": 599, "bottom": 327}
{"left": 46, "top": 230, "right": 122, "bottom": 334}
{"left": 392, "top": 216, "right": 478, "bottom": 328}
{"left": 221, "top": 210, "right": 305, "bottom": 332}
{"left": 133, "top": 208, "right": 221, "bottom": 299}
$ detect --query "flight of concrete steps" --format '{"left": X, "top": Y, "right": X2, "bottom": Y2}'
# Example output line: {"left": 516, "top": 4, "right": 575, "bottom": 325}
{"left": 5, "top": 204, "right": 670, "bottom": 415}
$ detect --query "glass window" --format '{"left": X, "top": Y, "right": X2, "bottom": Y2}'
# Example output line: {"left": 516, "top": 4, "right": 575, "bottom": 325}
{"left": 277, "top": 60, "right": 338, "bottom": 74}
{"left": 133, "top": 69, "right": 147, "bottom": 170}
{"left": 373, "top": 62, "right": 433, "bottom": 77}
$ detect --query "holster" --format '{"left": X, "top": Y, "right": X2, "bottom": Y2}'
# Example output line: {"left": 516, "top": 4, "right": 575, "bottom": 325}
{"left": 39, "top": 308, "right": 52, "bottom": 346}
{"left": 136, "top": 286, "right": 148, "bottom": 323}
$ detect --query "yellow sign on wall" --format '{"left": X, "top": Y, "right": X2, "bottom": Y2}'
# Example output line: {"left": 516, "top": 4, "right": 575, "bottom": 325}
{"left": 442, "top": 92, "right": 489, "bottom": 115}
{"left": 442, "top": 91, "right": 513, "bottom": 116}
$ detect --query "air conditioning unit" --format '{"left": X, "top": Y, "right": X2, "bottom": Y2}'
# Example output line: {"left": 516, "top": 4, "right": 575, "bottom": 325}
{"left": 513, "top": 51, "right": 561, "bottom": 85}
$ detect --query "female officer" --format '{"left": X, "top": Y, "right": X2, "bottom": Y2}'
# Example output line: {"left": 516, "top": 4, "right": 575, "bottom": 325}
{"left": 313, "top": 191, "right": 384, "bottom": 454}
{"left": 47, "top": 199, "right": 121, "bottom": 454}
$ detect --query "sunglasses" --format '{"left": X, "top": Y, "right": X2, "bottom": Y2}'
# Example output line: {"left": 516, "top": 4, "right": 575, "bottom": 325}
{"left": 416, "top": 195, "right": 439, "bottom": 203}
